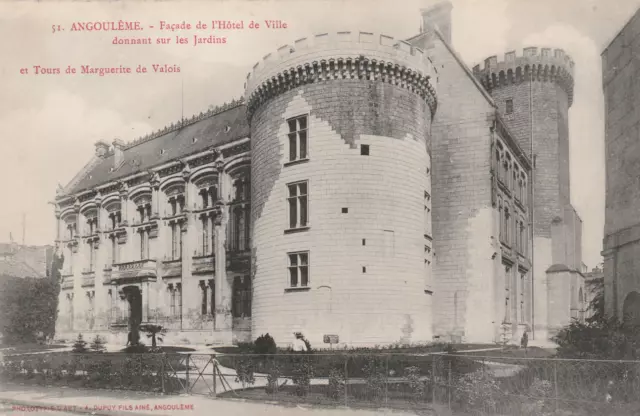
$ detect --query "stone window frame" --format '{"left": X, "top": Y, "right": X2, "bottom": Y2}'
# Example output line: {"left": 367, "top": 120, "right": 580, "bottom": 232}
{"left": 504, "top": 264, "right": 512, "bottom": 324}
{"left": 287, "top": 251, "right": 310, "bottom": 289}
{"left": 285, "top": 180, "right": 309, "bottom": 232}
{"left": 285, "top": 114, "right": 309, "bottom": 165}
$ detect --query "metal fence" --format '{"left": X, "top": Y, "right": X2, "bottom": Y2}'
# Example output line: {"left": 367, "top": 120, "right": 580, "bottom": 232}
{"left": 3, "top": 351, "right": 640, "bottom": 415}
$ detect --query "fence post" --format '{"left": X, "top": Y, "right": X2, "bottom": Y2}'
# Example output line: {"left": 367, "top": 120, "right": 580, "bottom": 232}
{"left": 161, "top": 353, "right": 166, "bottom": 395}
{"left": 432, "top": 354, "right": 437, "bottom": 405}
{"left": 448, "top": 359, "right": 452, "bottom": 410}
{"left": 212, "top": 355, "right": 217, "bottom": 398}
{"left": 554, "top": 361, "right": 559, "bottom": 412}
{"left": 385, "top": 355, "right": 389, "bottom": 405}
{"left": 185, "top": 353, "right": 191, "bottom": 394}
{"left": 344, "top": 356, "right": 348, "bottom": 407}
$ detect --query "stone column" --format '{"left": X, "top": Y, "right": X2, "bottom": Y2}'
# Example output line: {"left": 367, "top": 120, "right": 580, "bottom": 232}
{"left": 142, "top": 281, "right": 149, "bottom": 322}
{"left": 213, "top": 160, "right": 232, "bottom": 343}
{"left": 150, "top": 173, "right": 160, "bottom": 219}
{"left": 120, "top": 190, "right": 129, "bottom": 227}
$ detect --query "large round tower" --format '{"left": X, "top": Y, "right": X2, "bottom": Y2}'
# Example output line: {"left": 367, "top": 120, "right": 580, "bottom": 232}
{"left": 245, "top": 31, "right": 437, "bottom": 347}
{"left": 474, "top": 48, "right": 578, "bottom": 340}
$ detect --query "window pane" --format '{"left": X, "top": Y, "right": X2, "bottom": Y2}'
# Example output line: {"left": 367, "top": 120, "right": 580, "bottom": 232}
{"left": 289, "top": 254, "right": 298, "bottom": 266}
{"left": 300, "top": 266, "right": 309, "bottom": 287}
{"left": 288, "top": 184, "right": 297, "bottom": 197}
{"left": 299, "top": 131, "right": 307, "bottom": 159}
{"left": 288, "top": 119, "right": 297, "bottom": 133}
{"left": 299, "top": 196, "right": 308, "bottom": 226}
{"left": 289, "top": 133, "right": 297, "bottom": 161}
{"left": 289, "top": 198, "right": 297, "bottom": 228}
{"left": 298, "top": 116, "right": 307, "bottom": 130}
{"left": 298, "top": 182, "right": 307, "bottom": 195}
{"left": 289, "top": 267, "right": 298, "bottom": 287}
{"left": 299, "top": 253, "right": 308, "bottom": 265}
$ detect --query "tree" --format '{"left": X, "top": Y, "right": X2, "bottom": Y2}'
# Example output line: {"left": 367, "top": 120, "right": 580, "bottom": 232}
{"left": 586, "top": 276, "right": 605, "bottom": 324}
{"left": 72, "top": 333, "right": 88, "bottom": 353}
{"left": 90, "top": 335, "right": 106, "bottom": 353}
{"left": 139, "top": 324, "right": 167, "bottom": 348}
{"left": 0, "top": 275, "right": 60, "bottom": 344}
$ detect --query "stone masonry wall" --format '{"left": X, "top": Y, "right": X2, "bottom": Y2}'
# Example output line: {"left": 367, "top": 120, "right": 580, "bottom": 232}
{"left": 602, "top": 11, "right": 640, "bottom": 321}
{"left": 250, "top": 81, "right": 432, "bottom": 348}
{"left": 410, "top": 34, "right": 500, "bottom": 343}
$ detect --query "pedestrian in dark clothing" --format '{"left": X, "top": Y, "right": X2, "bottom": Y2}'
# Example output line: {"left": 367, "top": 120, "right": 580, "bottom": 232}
{"left": 521, "top": 331, "right": 528, "bottom": 350}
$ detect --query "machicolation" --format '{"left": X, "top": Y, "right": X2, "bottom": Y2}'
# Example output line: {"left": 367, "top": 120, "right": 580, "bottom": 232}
{"left": 244, "top": 31, "right": 438, "bottom": 120}
{"left": 472, "top": 47, "right": 575, "bottom": 106}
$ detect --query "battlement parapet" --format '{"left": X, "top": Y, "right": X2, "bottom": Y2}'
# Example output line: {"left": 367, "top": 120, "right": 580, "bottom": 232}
{"left": 244, "top": 31, "right": 438, "bottom": 120}
{"left": 472, "top": 47, "right": 575, "bottom": 106}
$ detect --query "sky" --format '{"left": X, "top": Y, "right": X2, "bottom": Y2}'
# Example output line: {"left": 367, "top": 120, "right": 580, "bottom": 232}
{"left": 0, "top": 0, "right": 637, "bottom": 268}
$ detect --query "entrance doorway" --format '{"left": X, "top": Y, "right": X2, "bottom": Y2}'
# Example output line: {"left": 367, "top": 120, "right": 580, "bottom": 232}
{"left": 122, "top": 285, "right": 142, "bottom": 334}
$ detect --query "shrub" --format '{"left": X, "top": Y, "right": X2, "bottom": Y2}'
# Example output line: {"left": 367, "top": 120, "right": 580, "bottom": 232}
{"left": 90, "top": 335, "right": 107, "bottom": 353}
{"left": 362, "top": 356, "right": 387, "bottom": 401}
{"left": 254, "top": 333, "right": 277, "bottom": 355}
{"left": 123, "top": 343, "right": 148, "bottom": 354}
{"left": 72, "top": 334, "right": 88, "bottom": 353}
{"left": 265, "top": 362, "right": 281, "bottom": 394}
{"left": 86, "top": 359, "right": 113, "bottom": 386}
{"left": 405, "top": 366, "right": 427, "bottom": 401}
{"left": 291, "top": 355, "right": 314, "bottom": 396}
{"left": 235, "top": 357, "right": 255, "bottom": 389}
{"left": 454, "top": 369, "right": 502, "bottom": 414}
{"left": 326, "top": 367, "right": 346, "bottom": 400}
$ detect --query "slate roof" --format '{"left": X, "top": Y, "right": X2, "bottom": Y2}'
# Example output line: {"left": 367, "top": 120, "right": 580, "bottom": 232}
{"left": 65, "top": 103, "right": 250, "bottom": 195}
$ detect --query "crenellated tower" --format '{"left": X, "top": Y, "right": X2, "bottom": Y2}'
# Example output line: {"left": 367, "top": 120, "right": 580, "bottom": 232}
{"left": 474, "top": 48, "right": 582, "bottom": 340}
{"left": 245, "top": 31, "right": 437, "bottom": 347}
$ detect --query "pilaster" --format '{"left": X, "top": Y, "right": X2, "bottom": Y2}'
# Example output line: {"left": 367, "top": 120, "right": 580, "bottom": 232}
{"left": 214, "top": 158, "right": 232, "bottom": 343}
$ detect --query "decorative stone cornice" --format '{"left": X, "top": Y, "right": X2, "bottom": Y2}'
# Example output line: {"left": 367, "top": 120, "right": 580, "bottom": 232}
{"left": 244, "top": 31, "right": 437, "bottom": 121}
{"left": 473, "top": 47, "right": 575, "bottom": 107}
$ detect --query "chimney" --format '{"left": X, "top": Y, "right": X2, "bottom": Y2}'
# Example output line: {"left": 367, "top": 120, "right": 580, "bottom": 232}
{"left": 421, "top": 1, "right": 453, "bottom": 45}
{"left": 94, "top": 140, "right": 109, "bottom": 158}
{"left": 112, "top": 139, "right": 125, "bottom": 169}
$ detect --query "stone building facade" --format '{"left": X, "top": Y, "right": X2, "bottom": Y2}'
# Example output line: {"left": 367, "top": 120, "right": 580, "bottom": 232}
{"left": 602, "top": 8, "right": 640, "bottom": 324}
{"left": 53, "top": 2, "right": 583, "bottom": 347}
{"left": 472, "top": 43, "right": 585, "bottom": 340}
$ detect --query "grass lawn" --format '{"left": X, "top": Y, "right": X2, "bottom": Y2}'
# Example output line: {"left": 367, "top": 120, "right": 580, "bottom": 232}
{"left": 218, "top": 382, "right": 438, "bottom": 412}
{"left": 0, "top": 343, "right": 66, "bottom": 353}
{"left": 458, "top": 346, "right": 556, "bottom": 363}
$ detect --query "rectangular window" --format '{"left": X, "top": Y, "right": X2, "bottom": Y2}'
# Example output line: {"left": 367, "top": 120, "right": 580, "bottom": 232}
{"left": 210, "top": 281, "right": 215, "bottom": 317}
{"left": 200, "top": 282, "right": 208, "bottom": 315}
{"left": 111, "top": 236, "right": 118, "bottom": 264}
{"left": 287, "top": 181, "right": 308, "bottom": 229}
{"left": 287, "top": 115, "right": 308, "bottom": 162}
{"left": 202, "top": 217, "right": 209, "bottom": 255}
{"left": 171, "top": 223, "right": 181, "bottom": 260}
{"left": 506, "top": 99, "right": 513, "bottom": 114}
{"left": 176, "top": 284, "right": 182, "bottom": 318}
{"left": 288, "top": 251, "right": 309, "bottom": 288}
{"left": 169, "top": 286, "right": 176, "bottom": 317}
{"left": 88, "top": 243, "right": 95, "bottom": 271}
